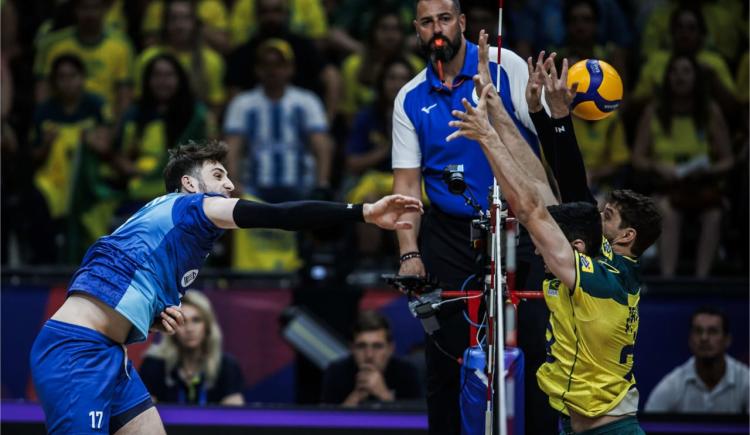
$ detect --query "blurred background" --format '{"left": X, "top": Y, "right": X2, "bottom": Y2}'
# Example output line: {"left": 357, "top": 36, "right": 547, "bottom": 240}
{"left": 1, "top": 0, "right": 748, "bottom": 433}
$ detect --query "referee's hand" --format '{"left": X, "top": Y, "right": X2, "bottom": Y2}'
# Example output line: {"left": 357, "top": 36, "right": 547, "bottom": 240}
{"left": 399, "top": 257, "right": 426, "bottom": 278}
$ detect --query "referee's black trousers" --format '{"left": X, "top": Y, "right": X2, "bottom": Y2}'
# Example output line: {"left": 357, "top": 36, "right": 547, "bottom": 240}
{"left": 420, "top": 207, "right": 479, "bottom": 435}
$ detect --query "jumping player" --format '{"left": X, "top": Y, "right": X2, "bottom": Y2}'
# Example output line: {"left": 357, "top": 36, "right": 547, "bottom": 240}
{"left": 30, "top": 140, "right": 423, "bottom": 434}
{"left": 447, "top": 35, "right": 662, "bottom": 432}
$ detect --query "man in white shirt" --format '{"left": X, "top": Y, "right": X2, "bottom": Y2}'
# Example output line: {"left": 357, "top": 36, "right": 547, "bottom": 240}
{"left": 645, "top": 306, "right": 749, "bottom": 414}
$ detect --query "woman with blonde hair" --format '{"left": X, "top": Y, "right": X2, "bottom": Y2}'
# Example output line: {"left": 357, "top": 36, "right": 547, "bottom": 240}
{"left": 139, "top": 290, "right": 245, "bottom": 405}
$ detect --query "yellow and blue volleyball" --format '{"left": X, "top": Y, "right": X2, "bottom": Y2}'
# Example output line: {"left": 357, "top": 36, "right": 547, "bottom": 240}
{"left": 567, "top": 59, "right": 623, "bottom": 121}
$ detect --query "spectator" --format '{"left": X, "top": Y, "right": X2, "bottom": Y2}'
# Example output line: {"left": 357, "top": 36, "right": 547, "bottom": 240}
{"left": 33, "top": 0, "right": 134, "bottom": 120}
{"left": 645, "top": 307, "right": 749, "bottom": 414}
{"left": 639, "top": 0, "right": 744, "bottom": 65}
{"left": 555, "top": 0, "right": 630, "bottom": 197}
{"left": 225, "top": 0, "right": 340, "bottom": 121}
{"left": 31, "top": 54, "right": 115, "bottom": 263}
{"left": 345, "top": 57, "right": 418, "bottom": 260}
{"left": 632, "top": 5, "right": 736, "bottom": 116}
{"left": 114, "top": 53, "right": 214, "bottom": 208}
{"left": 554, "top": 0, "right": 627, "bottom": 86}
{"left": 229, "top": 0, "right": 329, "bottom": 47}
{"left": 339, "top": 9, "right": 424, "bottom": 125}
{"left": 321, "top": 310, "right": 421, "bottom": 406}
{"left": 223, "top": 38, "right": 334, "bottom": 202}
{"left": 325, "top": 0, "right": 413, "bottom": 59}
{"left": 140, "top": 290, "right": 246, "bottom": 406}
{"left": 632, "top": 54, "right": 733, "bottom": 277}
{"left": 141, "top": 0, "right": 231, "bottom": 53}
{"left": 503, "top": 0, "right": 632, "bottom": 60}
{"left": 135, "top": 0, "right": 226, "bottom": 121}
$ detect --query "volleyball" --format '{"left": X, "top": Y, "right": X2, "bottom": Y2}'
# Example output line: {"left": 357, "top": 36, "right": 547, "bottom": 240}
{"left": 567, "top": 59, "right": 623, "bottom": 121}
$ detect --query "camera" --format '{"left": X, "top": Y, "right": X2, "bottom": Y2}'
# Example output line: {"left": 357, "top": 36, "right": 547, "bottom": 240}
{"left": 442, "top": 164, "right": 466, "bottom": 195}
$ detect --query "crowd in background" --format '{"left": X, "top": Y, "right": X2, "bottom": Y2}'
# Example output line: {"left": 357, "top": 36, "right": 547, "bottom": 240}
{"left": 1, "top": 0, "right": 748, "bottom": 278}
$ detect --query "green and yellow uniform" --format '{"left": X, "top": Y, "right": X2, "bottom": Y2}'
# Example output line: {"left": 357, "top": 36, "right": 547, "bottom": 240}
{"left": 537, "top": 248, "right": 641, "bottom": 417}
{"left": 34, "top": 27, "right": 134, "bottom": 111}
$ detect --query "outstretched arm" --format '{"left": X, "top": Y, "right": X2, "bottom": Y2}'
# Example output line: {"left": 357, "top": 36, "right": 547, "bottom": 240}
{"left": 475, "top": 31, "right": 552, "bottom": 195}
{"left": 538, "top": 56, "right": 594, "bottom": 204}
{"left": 448, "top": 84, "right": 576, "bottom": 288}
{"left": 203, "top": 195, "right": 423, "bottom": 231}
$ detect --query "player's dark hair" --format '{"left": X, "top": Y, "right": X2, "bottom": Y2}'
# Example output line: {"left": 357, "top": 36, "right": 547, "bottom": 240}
{"left": 415, "top": 0, "right": 461, "bottom": 14}
{"left": 607, "top": 189, "right": 662, "bottom": 256}
{"left": 163, "top": 139, "right": 228, "bottom": 193}
{"left": 49, "top": 54, "right": 87, "bottom": 92}
{"left": 691, "top": 306, "right": 730, "bottom": 336}
{"left": 352, "top": 310, "right": 393, "bottom": 342}
{"left": 657, "top": 54, "right": 708, "bottom": 135}
{"left": 547, "top": 202, "right": 602, "bottom": 258}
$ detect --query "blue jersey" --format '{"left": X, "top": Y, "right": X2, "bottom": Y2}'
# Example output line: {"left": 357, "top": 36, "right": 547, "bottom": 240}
{"left": 68, "top": 193, "right": 224, "bottom": 343}
{"left": 392, "top": 42, "right": 541, "bottom": 218}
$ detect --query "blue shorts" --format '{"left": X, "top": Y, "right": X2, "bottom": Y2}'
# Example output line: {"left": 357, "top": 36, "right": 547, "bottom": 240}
{"left": 30, "top": 320, "right": 153, "bottom": 434}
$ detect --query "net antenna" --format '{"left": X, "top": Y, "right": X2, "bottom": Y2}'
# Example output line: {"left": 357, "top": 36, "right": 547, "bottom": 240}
{"left": 485, "top": 1, "right": 508, "bottom": 434}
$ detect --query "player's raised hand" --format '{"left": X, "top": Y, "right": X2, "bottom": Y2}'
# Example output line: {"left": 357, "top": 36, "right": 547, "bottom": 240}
{"left": 363, "top": 194, "right": 423, "bottom": 230}
{"left": 526, "top": 50, "right": 550, "bottom": 113}
{"left": 447, "top": 82, "right": 497, "bottom": 143}
{"left": 544, "top": 56, "right": 579, "bottom": 118}
{"left": 476, "top": 29, "right": 492, "bottom": 88}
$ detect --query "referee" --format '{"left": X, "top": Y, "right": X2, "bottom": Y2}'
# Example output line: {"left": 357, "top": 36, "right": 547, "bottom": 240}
{"left": 391, "top": 0, "right": 543, "bottom": 433}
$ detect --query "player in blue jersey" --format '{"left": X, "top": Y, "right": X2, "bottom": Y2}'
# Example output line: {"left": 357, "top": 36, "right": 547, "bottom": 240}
{"left": 29, "top": 139, "right": 423, "bottom": 434}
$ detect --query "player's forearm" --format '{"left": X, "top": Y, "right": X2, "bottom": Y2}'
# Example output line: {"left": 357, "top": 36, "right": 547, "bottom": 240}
{"left": 393, "top": 170, "right": 422, "bottom": 253}
{"left": 487, "top": 97, "right": 549, "bottom": 188}
{"left": 232, "top": 199, "right": 365, "bottom": 230}
{"left": 478, "top": 129, "right": 544, "bottom": 223}
{"left": 537, "top": 113, "right": 595, "bottom": 204}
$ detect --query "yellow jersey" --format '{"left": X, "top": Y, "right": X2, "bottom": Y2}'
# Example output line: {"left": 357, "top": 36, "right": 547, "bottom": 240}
{"left": 229, "top": 0, "right": 328, "bottom": 46}
{"left": 142, "top": 0, "right": 229, "bottom": 37}
{"left": 34, "top": 27, "right": 135, "bottom": 110}
{"left": 537, "top": 250, "right": 641, "bottom": 417}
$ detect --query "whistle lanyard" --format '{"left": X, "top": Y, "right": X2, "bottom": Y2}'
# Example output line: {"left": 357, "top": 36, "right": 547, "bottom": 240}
{"left": 177, "top": 373, "right": 208, "bottom": 406}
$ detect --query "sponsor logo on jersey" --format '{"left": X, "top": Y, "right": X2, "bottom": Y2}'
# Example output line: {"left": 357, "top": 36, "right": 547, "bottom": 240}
{"left": 421, "top": 103, "right": 438, "bottom": 114}
{"left": 181, "top": 269, "right": 199, "bottom": 287}
{"left": 547, "top": 279, "right": 560, "bottom": 297}
{"left": 598, "top": 259, "right": 621, "bottom": 274}
{"left": 579, "top": 254, "right": 594, "bottom": 273}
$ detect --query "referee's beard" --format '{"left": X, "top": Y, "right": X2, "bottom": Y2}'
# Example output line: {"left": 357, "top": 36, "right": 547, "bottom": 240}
{"left": 419, "top": 31, "right": 463, "bottom": 64}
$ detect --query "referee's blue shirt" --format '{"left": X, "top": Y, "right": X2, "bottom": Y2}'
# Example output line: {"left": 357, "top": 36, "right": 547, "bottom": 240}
{"left": 392, "top": 42, "right": 542, "bottom": 218}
